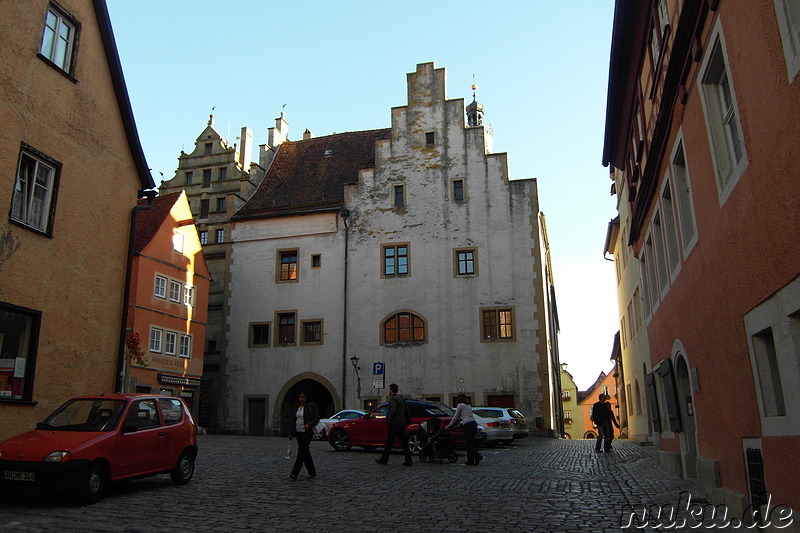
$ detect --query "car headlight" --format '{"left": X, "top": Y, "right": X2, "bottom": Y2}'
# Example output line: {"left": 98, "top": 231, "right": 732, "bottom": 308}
{"left": 44, "top": 451, "right": 71, "bottom": 463}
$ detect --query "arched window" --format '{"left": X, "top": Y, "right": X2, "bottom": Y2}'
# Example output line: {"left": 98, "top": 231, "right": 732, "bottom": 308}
{"left": 383, "top": 312, "right": 425, "bottom": 344}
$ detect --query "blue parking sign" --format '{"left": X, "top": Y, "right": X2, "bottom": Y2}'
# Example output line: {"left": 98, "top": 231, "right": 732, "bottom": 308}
{"left": 373, "top": 362, "right": 384, "bottom": 375}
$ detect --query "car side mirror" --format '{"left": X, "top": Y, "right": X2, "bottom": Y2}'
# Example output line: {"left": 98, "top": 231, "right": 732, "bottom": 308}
{"left": 121, "top": 422, "right": 138, "bottom": 434}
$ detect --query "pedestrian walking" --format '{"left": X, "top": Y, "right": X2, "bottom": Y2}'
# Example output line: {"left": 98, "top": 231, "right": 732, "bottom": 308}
{"left": 447, "top": 393, "right": 482, "bottom": 466}
{"left": 591, "top": 393, "right": 619, "bottom": 453}
{"left": 375, "top": 383, "right": 413, "bottom": 466}
{"left": 288, "top": 390, "right": 320, "bottom": 480}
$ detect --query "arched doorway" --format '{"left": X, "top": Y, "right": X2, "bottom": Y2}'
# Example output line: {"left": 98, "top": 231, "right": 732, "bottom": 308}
{"left": 674, "top": 352, "right": 697, "bottom": 478}
{"left": 278, "top": 376, "right": 337, "bottom": 436}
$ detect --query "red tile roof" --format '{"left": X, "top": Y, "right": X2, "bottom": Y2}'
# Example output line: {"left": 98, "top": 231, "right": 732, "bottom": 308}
{"left": 234, "top": 128, "right": 391, "bottom": 220}
{"left": 133, "top": 191, "right": 182, "bottom": 253}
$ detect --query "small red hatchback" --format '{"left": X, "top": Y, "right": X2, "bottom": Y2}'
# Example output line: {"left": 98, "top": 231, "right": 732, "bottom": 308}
{"left": 0, "top": 393, "right": 197, "bottom": 503}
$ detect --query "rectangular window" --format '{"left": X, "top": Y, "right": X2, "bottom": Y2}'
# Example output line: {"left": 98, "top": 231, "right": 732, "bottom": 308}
{"left": 0, "top": 303, "right": 41, "bottom": 402}
{"left": 149, "top": 327, "right": 163, "bottom": 353}
{"left": 218, "top": 167, "right": 227, "bottom": 180}
{"left": 700, "top": 29, "right": 747, "bottom": 202}
{"left": 169, "top": 280, "right": 181, "bottom": 303}
{"left": 202, "top": 168, "right": 212, "bottom": 187}
{"left": 481, "top": 307, "right": 514, "bottom": 341}
{"left": 311, "top": 254, "right": 321, "bottom": 268}
{"left": 216, "top": 197, "right": 226, "bottom": 212}
{"left": 455, "top": 248, "right": 477, "bottom": 276}
{"left": 383, "top": 244, "right": 409, "bottom": 277}
{"left": 773, "top": 0, "right": 800, "bottom": 81}
{"left": 184, "top": 171, "right": 193, "bottom": 185}
{"left": 301, "top": 320, "right": 323, "bottom": 345}
{"left": 200, "top": 199, "right": 209, "bottom": 219}
{"left": 184, "top": 285, "right": 194, "bottom": 307}
{"left": 10, "top": 146, "right": 59, "bottom": 234}
{"left": 199, "top": 231, "right": 208, "bottom": 245}
{"left": 660, "top": 179, "right": 681, "bottom": 276}
{"left": 644, "top": 234, "right": 662, "bottom": 307}
{"left": 453, "top": 179, "right": 464, "bottom": 201}
{"left": 173, "top": 232, "right": 184, "bottom": 253}
{"left": 651, "top": 213, "right": 670, "bottom": 295}
{"left": 670, "top": 139, "right": 698, "bottom": 254}
{"left": 640, "top": 252, "right": 654, "bottom": 317}
{"left": 154, "top": 275, "right": 167, "bottom": 298}
{"left": 752, "top": 328, "right": 786, "bottom": 417}
{"left": 279, "top": 250, "right": 298, "bottom": 281}
{"left": 393, "top": 185, "right": 405, "bottom": 207}
{"left": 276, "top": 312, "right": 296, "bottom": 345}
{"left": 215, "top": 228, "right": 225, "bottom": 243}
{"left": 164, "top": 331, "right": 177, "bottom": 355}
{"left": 179, "top": 335, "right": 191, "bottom": 358}
{"left": 39, "top": 5, "right": 77, "bottom": 73}
{"left": 250, "top": 323, "right": 270, "bottom": 347}
{"left": 425, "top": 132, "right": 435, "bottom": 146}
{"left": 204, "top": 143, "right": 212, "bottom": 155}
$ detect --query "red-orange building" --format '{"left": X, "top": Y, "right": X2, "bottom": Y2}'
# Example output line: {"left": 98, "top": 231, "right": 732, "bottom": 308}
{"left": 578, "top": 367, "right": 619, "bottom": 440}
{"left": 603, "top": 0, "right": 800, "bottom": 520}
{"left": 126, "top": 191, "right": 210, "bottom": 418}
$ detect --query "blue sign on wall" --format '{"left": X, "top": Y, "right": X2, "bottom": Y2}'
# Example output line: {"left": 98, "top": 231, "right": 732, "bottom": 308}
{"left": 373, "top": 362, "right": 384, "bottom": 375}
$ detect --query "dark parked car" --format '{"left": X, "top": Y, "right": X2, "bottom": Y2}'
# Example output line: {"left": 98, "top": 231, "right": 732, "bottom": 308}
{"left": 328, "top": 400, "right": 466, "bottom": 454}
{"left": 0, "top": 394, "right": 197, "bottom": 503}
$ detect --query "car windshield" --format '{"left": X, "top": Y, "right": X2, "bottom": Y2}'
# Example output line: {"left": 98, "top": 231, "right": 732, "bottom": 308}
{"left": 473, "top": 409, "right": 494, "bottom": 418}
{"left": 415, "top": 403, "right": 453, "bottom": 417}
{"left": 38, "top": 398, "right": 126, "bottom": 431}
{"left": 508, "top": 409, "right": 525, "bottom": 419}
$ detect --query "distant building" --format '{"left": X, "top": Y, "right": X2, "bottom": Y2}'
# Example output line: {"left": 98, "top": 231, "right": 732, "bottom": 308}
{"left": 0, "top": 0, "right": 154, "bottom": 439}
{"left": 126, "top": 191, "right": 210, "bottom": 419}
{"left": 603, "top": 0, "right": 800, "bottom": 518}
{"left": 559, "top": 364, "right": 584, "bottom": 439}
{"left": 578, "top": 368, "right": 619, "bottom": 440}
{"left": 224, "top": 63, "right": 558, "bottom": 436}
{"left": 159, "top": 115, "right": 264, "bottom": 430}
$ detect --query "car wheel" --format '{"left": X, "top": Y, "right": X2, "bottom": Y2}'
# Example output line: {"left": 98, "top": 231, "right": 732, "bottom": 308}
{"left": 330, "top": 430, "right": 351, "bottom": 451}
{"left": 79, "top": 462, "right": 108, "bottom": 504}
{"left": 170, "top": 450, "right": 195, "bottom": 485}
{"left": 312, "top": 429, "right": 325, "bottom": 441}
{"left": 448, "top": 452, "right": 458, "bottom": 463}
{"left": 406, "top": 432, "right": 424, "bottom": 455}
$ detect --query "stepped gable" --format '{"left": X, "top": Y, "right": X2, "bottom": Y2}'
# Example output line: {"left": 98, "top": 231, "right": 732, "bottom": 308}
{"left": 133, "top": 191, "right": 182, "bottom": 253}
{"left": 234, "top": 128, "right": 391, "bottom": 220}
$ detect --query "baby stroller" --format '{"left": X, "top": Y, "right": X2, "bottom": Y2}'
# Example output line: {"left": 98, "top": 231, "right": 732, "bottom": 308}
{"left": 418, "top": 417, "right": 458, "bottom": 464}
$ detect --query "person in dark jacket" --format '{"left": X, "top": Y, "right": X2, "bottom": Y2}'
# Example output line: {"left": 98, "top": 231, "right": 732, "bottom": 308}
{"left": 591, "top": 393, "right": 619, "bottom": 453}
{"left": 288, "top": 390, "right": 320, "bottom": 480}
{"left": 375, "top": 383, "right": 413, "bottom": 466}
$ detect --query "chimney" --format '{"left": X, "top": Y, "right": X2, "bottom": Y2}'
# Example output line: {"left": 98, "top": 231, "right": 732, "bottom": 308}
{"left": 267, "top": 112, "right": 289, "bottom": 148}
{"left": 238, "top": 126, "right": 252, "bottom": 171}
{"left": 303, "top": 128, "right": 314, "bottom": 140}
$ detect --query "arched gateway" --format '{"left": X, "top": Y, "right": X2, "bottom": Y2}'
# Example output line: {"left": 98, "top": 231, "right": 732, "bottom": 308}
{"left": 275, "top": 373, "right": 339, "bottom": 436}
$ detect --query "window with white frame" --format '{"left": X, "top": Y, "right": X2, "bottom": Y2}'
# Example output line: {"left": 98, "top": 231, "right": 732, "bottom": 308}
{"left": 173, "top": 232, "right": 184, "bottom": 253}
{"left": 39, "top": 4, "right": 78, "bottom": 73}
{"left": 659, "top": 177, "right": 682, "bottom": 277}
{"left": 149, "top": 327, "right": 163, "bottom": 353}
{"left": 10, "top": 146, "right": 60, "bottom": 234}
{"left": 699, "top": 26, "right": 748, "bottom": 203}
{"left": 640, "top": 255, "right": 653, "bottom": 318}
{"left": 179, "top": 335, "right": 191, "bottom": 358}
{"left": 648, "top": 219, "right": 669, "bottom": 297}
{"left": 169, "top": 280, "right": 181, "bottom": 302}
{"left": 670, "top": 138, "right": 698, "bottom": 255}
{"left": 164, "top": 331, "right": 177, "bottom": 355}
{"left": 199, "top": 231, "right": 207, "bottom": 245}
{"left": 183, "top": 285, "right": 195, "bottom": 307}
{"left": 773, "top": 0, "right": 800, "bottom": 81}
{"left": 154, "top": 275, "right": 167, "bottom": 298}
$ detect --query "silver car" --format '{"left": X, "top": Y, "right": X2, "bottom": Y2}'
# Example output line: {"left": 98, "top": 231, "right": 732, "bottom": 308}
{"left": 314, "top": 409, "right": 367, "bottom": 440}
{"left": 472, "top": 407, "right": 529, "bottom": 439}
{"left": 472, "top": 409, "right": 515, "bottom": 445}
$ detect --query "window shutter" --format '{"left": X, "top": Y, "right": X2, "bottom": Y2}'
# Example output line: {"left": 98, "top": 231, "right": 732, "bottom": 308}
{"left": 645, "top": 372, "right": 662, "bottom": 433}
{"left": 656, "top": 359, "right": 683, "bottom": 432}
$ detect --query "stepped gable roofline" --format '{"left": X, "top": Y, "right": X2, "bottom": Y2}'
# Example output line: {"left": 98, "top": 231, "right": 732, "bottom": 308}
{"left": 133, "top": 191, "right": 183, "bottom": 253}
{"left": 233, "top": 128, "right": 391, "bottom": 221}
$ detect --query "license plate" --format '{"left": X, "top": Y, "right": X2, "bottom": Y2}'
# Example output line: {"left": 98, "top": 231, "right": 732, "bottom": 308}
{"left": 4, "top": 470, "right": 35, "bottom": 482}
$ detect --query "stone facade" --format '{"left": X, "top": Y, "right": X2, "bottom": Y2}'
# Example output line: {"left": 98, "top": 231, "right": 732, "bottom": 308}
{"left": 224, "top": 63, "right": 554, "bottom": 436}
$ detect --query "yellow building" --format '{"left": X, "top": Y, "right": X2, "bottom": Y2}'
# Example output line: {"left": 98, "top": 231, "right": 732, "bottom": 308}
{"left": 559, "top": 364, "right": 584, "bottom": 439}
{"left": 0, "top": 0, "right": 153, "bottom": 439}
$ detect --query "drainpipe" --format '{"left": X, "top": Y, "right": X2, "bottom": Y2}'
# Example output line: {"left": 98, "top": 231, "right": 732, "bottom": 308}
{"left": 340, "top": 207, "right": 350, "bottom": 409}
{"left": 116, "top": 190, "right": 156, "bottom": 393}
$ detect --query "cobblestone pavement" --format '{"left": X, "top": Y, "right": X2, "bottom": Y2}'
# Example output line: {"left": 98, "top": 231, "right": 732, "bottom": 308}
{"left": 1, "top": 435, "right": 745, "bottom": 533}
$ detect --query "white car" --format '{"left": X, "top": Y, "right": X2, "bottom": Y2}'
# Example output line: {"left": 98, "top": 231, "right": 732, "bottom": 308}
{"left": 472, "top": 409, "right": 515, "bottom": 445}
{"left": 314, "top": 409, "right": 367, "bottom": 440}
{"left": 472, "top": 407, "right": 530, "bottom": 439}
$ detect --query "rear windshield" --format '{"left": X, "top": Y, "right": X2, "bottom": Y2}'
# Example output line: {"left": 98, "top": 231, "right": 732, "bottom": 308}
{"left": 39, "top": 399, "right": 126, "bottom": 431}
{"left": 479, "top": 409, "right": 504, "bottom": 418}
{"left": 473, "top": 409, "right": 494, "bottom": 418}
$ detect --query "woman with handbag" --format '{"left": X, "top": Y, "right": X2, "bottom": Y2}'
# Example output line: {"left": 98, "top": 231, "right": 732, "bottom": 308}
{"left": 288, "top": 390, "right": 320, "bottom": 480}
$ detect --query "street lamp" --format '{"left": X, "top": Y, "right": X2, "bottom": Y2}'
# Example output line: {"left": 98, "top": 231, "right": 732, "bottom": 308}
{"left": 350, "top": 355, "right": 361, "bottom": 403}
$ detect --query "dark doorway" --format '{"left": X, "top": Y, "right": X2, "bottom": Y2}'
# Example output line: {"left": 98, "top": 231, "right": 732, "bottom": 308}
{"left": 248, "top": 398, "right": 266, "bottom": 436}
{"left": 487, "top": 394, "right": 515, "bottom": 407}
{"left": 280, "top": 379, "right": 335, "bottom": 436}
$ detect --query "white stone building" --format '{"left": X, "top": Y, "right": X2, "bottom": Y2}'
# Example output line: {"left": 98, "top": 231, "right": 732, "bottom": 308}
{"left": 225, "top": 63, "right": 556, "bottom": 436}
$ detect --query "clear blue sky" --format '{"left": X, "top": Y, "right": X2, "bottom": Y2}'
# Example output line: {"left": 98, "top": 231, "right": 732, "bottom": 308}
{"left": 107, "top": 0, "right": 619, "bottom": 390}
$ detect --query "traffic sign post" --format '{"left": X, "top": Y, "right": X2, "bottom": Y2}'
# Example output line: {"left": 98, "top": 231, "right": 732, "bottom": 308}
{"left": 373, "top": 361, "right": 385, "bottom": 389}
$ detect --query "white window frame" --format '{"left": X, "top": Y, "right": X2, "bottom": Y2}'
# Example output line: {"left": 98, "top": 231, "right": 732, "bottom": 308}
{"left": 164, "top": 331, "right": 177, "bottom": 356}
{"left": 669, "top": 133, "right": 699, "bottom": 258}
{"left": 149, "top": 327, "right": 163, "bottom": 353}
{"left": 10, "top": 147, "right": 58, "bottom": 233}
{"left": 169, "top": 280, "right": 181, "bottom": 303}
{"left": 39, "top": 5, "right": 77, "bottom": 73}
{"left": 698, "top": 22, "right": 748, "bottom": 205}
{"left": 179, "top": 334, "right": 191, "bottom": 358}
{"left": 216, "top": 228, "right": 225, "bottom": 244}
{"left": 173, "top": 232, "right": 184, "bottom": 253}
{"left": 659, "top": 175, "right": 682, "bottom": 281}
{"left": 183, "top": 285, "right": 194, "bottom": 307}
{"left": 154, "top": 275, "right": 167, "bottom": 298}
{"left": 773, "top": 0, "right": 800, "bottom": 81}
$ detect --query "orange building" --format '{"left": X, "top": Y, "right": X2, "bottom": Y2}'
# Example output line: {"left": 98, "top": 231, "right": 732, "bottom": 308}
{"left": 0, "top": 0, "right": 154, "bottom": 439}
{"left": 578, "top": 367, "right": 619, "bottom": 440}
{"left": 603, "top": 0, "right": 800, "bottom": 520}
{"left": 126, "top": 191, "right": 210, "bottom": 418}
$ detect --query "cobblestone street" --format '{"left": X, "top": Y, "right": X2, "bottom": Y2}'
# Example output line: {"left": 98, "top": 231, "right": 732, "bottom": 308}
{"left": 2, "top": 435, "right": 742, "bottom": 533}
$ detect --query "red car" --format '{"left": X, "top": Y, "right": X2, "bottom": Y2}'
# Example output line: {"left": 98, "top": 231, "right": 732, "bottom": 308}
{"left": 328, "top": 400, "right": 466, "bottom": 454}
{"left": 0, "top": 393, "right": 197, "bottom": 503}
